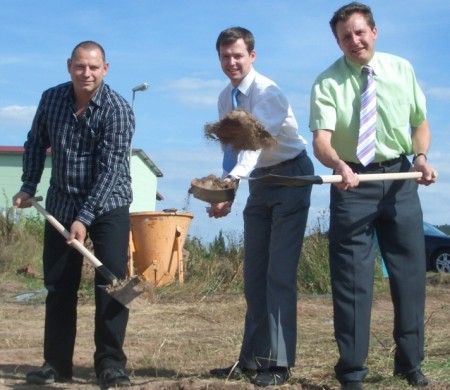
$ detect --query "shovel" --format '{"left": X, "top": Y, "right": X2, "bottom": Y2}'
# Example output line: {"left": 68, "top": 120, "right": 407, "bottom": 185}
{"left": 30, "top": 197, "right": 144, "bottom": 308}
{"left": 240, "top": 171, "right": 425, "bottom": 186}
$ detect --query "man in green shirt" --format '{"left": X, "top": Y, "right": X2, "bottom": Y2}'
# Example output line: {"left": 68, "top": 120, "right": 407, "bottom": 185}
{"left": 309, "top": 3, "right": 436, "bottom": 390}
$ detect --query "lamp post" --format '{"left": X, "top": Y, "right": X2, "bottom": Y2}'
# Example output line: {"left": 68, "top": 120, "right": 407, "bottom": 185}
{"left": 131, "top": 82, "right": 149, "bottom": 111}
{"left": 130, "top": 82, "right": 149, "bottom": 163}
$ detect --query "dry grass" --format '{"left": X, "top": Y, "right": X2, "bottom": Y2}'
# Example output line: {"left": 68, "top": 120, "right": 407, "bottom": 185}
{"left": 0, "top": 275, "right": 449, "bottom": 389}
{"left": 1, "top": 218, "right": 449, "bottom": 389}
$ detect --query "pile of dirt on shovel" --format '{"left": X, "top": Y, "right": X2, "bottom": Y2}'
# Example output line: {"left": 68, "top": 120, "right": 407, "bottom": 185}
{"left": 191, "top": 174, "right": 237, "bottom": 191}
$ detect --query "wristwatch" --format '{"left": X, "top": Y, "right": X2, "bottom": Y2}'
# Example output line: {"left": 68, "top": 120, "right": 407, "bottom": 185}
{"left": 412, "top": 153, "right": 427, "bottom": 163}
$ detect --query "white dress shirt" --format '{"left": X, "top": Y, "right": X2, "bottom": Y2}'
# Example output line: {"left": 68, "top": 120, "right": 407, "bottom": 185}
{"left": 218, "top": 68, "right": 307, "bottom": 178}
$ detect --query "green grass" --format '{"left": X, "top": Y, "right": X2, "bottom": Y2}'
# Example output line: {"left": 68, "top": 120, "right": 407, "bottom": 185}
{"left": 0, "top": 211, "right": 388, "bottom": 297}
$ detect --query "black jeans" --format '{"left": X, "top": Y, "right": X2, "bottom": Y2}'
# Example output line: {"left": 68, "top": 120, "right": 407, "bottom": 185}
{"left": 42, "top": 206, "right": 130, "bottom": 378}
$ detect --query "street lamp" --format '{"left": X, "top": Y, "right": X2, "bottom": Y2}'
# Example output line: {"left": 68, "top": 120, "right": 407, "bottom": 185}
{"left": 131, "top": 82, "right": 149, "bottom": 111}
{"left": 130, "top": 82, "right": 149, "bottom": 163}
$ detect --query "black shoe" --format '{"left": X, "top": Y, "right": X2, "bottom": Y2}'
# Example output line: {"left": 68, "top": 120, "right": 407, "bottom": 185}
{"left": 395, "top": 370, "right": 430, "bottom": 387}
{"left": 26, "top": 362, "right": 71, "bottom": 385}
{"left": 210, "top": 363, "right": 256, "bottom": 380}
{"left": 251, "top": 367, "right": 290, "bottom": 387}
{"left": 341, "top": 381, "right": 363, "bottom": 390}
{"left": 98, "top": 367, "right": 131, "bottom": 388}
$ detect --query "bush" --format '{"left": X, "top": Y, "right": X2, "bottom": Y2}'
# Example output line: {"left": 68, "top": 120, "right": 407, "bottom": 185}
{"left": 0, "top": 212, "right": 44, "bottom": 277}
{"left": 0, "top": 208, "right": 385, "bottom": 298}
{"left": 298, "top": 231, "right": 331, "bottom": 294}
{"left": 181, "top": 230, "right": 244, "bottom": 296}
{"left": 182, "top": 219, "right": 334, "bottom": 296}
{"left": 0, "top": 213, "right": 95, "bottom": 297}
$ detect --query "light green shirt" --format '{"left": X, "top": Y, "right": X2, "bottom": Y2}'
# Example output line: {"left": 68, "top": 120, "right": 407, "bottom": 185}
{"left": 309, "top": 52, "right": 427, "bottom": 163}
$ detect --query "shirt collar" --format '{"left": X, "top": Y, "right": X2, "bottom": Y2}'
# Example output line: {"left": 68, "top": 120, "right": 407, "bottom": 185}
{"left": 235, "top": 68, "right": 256, "bottom": 96}
{"left": 64, "top": 81, "right": 105, "bottom": 107}
{"left": 344, "top": 53, "right": 380, "bottom": 76}
{"left": 90, "top": 82, "right": 105, "bottom": 107}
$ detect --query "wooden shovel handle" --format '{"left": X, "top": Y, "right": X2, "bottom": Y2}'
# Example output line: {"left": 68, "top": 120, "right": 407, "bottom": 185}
{"left": 30, "top": 197, "right": 103, "bottom": 269}
{"left": 320, "top": 171, "right": 423, "bottom": 184}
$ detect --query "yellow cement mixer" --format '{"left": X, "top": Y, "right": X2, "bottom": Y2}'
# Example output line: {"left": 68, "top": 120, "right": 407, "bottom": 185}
{"left": 129, "top": 209, "right": 193, "bottom": 287}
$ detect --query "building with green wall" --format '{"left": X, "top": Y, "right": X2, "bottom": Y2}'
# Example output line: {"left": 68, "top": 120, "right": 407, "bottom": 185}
{"left": 0, "top": 146, "right": 163, "bottom": 218}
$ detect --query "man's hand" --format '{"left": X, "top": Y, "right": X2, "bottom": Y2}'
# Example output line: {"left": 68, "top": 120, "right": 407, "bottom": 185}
{"left": 333, "top": 160, "right": 360, "bottom": 190}
{"left": 413, "top": 156, "right": 437, "bottom": 186}
{"left": 67, "top": 220, "right": 87, "bottom": 244}
{"left": 207, "top": 201, "right": 233, "bottom": 219}
{"left": 12, "top": 191, "right": 33, "bottom": 208}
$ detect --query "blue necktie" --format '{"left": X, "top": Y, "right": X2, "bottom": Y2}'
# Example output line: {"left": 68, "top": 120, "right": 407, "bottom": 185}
{"left": 222, "top": 88, "right": 240, "bottom": 173}
{"left": 231, "top": 87, "right": 239, "bottom": 110}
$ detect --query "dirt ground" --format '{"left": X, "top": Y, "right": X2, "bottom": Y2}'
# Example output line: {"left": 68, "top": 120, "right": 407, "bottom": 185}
{"left": 0, "top": 277, "right": 449, "bottom": 390}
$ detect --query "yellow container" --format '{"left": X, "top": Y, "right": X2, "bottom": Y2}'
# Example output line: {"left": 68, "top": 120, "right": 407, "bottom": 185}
{"left": 129, "top": 210, "right": 193, "bottom": 287}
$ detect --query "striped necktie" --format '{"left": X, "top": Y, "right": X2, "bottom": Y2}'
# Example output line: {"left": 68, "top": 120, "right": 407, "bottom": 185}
{"left": 222, "top": 88, "right": 240, "bottom": 173}
{"left": 356, "top": 66, "right": 377, "bottom": 166}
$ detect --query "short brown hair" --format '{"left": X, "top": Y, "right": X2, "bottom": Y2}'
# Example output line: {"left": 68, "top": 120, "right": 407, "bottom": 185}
{"left": 71, "top": 41, "right": 106, "bottom": 62}
{"left": 329, "top": 2, "right": 376, "bottom": 39}
{"left": 216, "top": 27, "right": 255, "bottom": 55}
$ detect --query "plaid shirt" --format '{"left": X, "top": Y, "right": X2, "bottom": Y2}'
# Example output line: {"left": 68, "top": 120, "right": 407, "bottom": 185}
{"left": 21, "top": 81, "right": 135, "bottom": 226}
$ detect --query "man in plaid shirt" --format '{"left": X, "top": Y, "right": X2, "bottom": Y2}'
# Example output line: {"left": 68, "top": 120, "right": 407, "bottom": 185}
{"left": 13, "top": 40, "right": 135, "bottom": 388}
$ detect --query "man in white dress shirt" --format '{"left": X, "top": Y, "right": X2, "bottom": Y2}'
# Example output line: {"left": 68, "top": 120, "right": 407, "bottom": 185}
{"left": 209, "top": 27, "right": 314, "bottom": 387}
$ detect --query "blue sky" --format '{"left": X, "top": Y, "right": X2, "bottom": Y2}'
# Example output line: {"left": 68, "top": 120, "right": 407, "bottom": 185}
{"left": 1, "top": 0, "right": 450, "bottom": 242}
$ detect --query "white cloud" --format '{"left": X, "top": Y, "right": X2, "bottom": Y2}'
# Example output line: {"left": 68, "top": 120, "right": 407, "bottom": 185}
{"left": 426, "top": 87, "right": 450, "bottom": 102}
{"left": 161, "top": 77, "right": 226, "bottom": 107}
{"left": 0, "top": 105, "right": 36, "bottom": 126}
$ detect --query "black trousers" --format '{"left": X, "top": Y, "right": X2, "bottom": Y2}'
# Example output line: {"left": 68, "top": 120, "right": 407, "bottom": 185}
{"left": 329, "top": 157, "right": 426, "bottom": 384}
{"left": 42, "top": 206, "right": 130, "bottom": 378}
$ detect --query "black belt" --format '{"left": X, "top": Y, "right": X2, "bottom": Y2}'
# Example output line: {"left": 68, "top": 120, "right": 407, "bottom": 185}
{"left": 345, "top": 155, "right": 404, "bottom": 171}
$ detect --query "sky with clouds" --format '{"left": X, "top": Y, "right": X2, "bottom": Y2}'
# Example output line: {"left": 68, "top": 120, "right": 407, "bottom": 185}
{"left": 1, "top": 0, "right": 450, "bottom": 242}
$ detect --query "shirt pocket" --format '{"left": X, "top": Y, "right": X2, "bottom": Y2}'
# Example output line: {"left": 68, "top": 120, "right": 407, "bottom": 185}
{"left": 379, "top": 98, "right": 410, "bottom": 128}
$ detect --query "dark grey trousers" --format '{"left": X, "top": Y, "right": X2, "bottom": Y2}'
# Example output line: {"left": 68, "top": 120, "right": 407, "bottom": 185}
{"left": 329, "top": 158, "right": 426, "bottom": 384}
{"left": 239, "top": 151, "right": 314, "bottom": 369}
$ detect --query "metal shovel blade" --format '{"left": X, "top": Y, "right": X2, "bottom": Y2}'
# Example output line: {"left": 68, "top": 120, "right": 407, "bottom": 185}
{"left": 99, "top": 275, "right": 147, "bottom": 309}
{"left": 242, "top": 174, "right": 324, "bottom": 186}
{"left": 190, "top": 185, "right": 236, "bottom": 203}
{"left": 189, "top": 177, "right": 237, "bottom": 203}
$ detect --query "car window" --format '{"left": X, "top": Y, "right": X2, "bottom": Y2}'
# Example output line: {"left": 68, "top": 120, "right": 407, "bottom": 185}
{"left": 423, "top": 222, "right": 447, "bottom": 237}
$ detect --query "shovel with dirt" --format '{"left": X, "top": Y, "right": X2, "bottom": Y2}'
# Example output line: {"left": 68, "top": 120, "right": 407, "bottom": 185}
{"left": 30, "top": 197, "right": 145, "bottom": 308}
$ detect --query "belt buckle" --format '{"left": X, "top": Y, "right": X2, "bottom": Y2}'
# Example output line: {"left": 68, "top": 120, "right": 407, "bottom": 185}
{"left": 376, "top": 159, "right": 392, "bottom": 167}
{"left": 377, "top": 157, "right": 401, "bottom": 167}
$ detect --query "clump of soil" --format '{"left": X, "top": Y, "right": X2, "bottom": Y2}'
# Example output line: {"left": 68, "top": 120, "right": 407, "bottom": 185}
{"left": 16, "top": 263, "right": 40, "bottom": 279}
{"left": 204, "top": 110, "right": 277, "bottom": 151}
{"left": 191, "top": 174, "right": 237, "bottom": 191}
{"left": 105, "top": 276, "right": 155, "bottom": 307}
